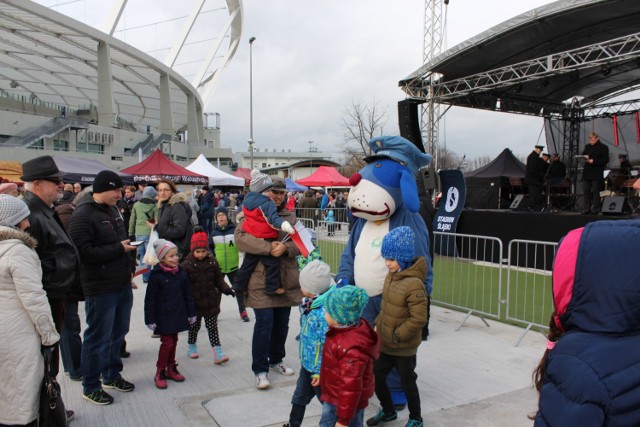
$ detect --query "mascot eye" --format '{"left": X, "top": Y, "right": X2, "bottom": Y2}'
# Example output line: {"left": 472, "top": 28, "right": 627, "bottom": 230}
{"left": 375, "top": 163, "right": 382, "bottom": 168}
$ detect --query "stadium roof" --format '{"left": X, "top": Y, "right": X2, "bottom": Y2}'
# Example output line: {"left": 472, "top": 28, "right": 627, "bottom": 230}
{"left": 400, "top": 0, "right": 640, "bottom": 117}
{"left": 0, "top": 0, "right": 242, "bottom": 130}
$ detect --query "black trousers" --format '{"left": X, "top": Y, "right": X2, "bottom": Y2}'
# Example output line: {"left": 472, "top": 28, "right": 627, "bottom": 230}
{"left": 234, "top": 253, "right": 281, "bottom": 294}
{"left": 374, "top": 353, "right": 421, "bottom": 421}
{"left": 581, "top": 178, "right": 602, "bottom": 212}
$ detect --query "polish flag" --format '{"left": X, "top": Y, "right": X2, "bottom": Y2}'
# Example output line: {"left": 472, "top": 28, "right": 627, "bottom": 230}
{"left": 290, "top": 221, "right": 315, "bottom": 257}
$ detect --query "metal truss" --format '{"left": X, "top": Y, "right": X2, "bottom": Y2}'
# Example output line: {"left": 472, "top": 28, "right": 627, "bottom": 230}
{"left": 406, "top": 32, "right": 640, "bottom": 101}
{"left": 582, "top": 98, "right": 640, "bottom": 118}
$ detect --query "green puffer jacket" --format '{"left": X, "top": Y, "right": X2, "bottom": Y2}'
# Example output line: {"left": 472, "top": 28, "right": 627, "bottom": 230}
{"left": 375, "top": 256, "right": 428, "bottom": 356}
{"left": 210, "top": 222, "right": 239, "bottom": 274}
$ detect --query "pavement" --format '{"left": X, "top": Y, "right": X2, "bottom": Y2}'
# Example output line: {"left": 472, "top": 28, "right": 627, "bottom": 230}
{"left": 58, "top": 274, "right": 544, "bottom": 426}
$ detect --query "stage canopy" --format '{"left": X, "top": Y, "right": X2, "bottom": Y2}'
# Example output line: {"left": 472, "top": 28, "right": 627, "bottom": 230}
{"left": 296, "top": 166, "right": 350, "bottom": 187}
{"left": 121, "top": 149, "right": 207, "bottom": 185}
{"left": 185, "top": 154, "right": 244, "bottom": 187}
{"left": 51, "top": 156, "right": 134, "bottom": 185}
{"left": 401, "top": 0, "right": 640, "bottom": 117}
{"left": 285, "top": 177, "right": 308, "bottom": 192}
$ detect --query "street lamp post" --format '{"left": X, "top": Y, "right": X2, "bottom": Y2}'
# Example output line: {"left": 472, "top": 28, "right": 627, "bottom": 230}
{"left": 249, "top": 36, "right": 256, "bottom": 170}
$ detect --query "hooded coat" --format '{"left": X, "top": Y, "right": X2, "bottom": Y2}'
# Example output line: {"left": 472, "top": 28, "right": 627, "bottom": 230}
{"left": 180, "top": 252, "right": 233, "bottom": 316}
{"left": 155, "top": 192, "right": 192, "bottom": 258}
{"left": 535, "top": 219, "right": 640, "bottom": 426}
{"left": 0, "top": 226, "right": 59, "bottom": 425}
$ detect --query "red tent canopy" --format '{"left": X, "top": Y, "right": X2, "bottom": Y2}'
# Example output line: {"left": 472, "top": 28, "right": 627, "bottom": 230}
{"left": 121, "top": 149, "right": 207, "bottom": 185}
{"left": 232, "top": 167, "right": 251, "bottom": 187}
{"left": 296, "top": 166, "right": 350, "bottom": 187}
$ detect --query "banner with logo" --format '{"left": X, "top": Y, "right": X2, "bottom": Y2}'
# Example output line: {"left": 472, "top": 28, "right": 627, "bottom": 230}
{"left": 433, "top": 169, "right": 466, "bottom": 256}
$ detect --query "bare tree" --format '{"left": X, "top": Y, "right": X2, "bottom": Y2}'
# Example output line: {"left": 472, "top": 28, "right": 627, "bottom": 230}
{"left": 340, "top": 100, "right": 387, "bottom": 168}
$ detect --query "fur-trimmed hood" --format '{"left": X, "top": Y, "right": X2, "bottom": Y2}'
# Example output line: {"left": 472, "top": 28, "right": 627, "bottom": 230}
{"left": 0, "top": 225, "right": 37, "bottom": 249}
{"left": 158, "top": 192, "right": 188, "bottom": 208}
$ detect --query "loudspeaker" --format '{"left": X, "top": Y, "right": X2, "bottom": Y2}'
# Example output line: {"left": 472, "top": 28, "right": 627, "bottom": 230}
{"left": 510, "top": 194, "right": 525, "bottom": 209}
{"left": 601, "top": 196, "right": 625, "bottom": 214}
{"left": 398, "top": 99, "right": 424, "bottom": 148}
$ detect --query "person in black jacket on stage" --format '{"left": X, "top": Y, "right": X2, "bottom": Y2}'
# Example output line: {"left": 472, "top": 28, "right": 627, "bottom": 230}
{"left": 525, "top": 145, "right": 546, "bottom": 210}
{"left": 580, "top": 132, "right": 610, "bottom": 214}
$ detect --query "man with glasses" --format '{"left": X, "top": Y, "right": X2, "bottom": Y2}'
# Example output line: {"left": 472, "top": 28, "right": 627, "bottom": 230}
{"left": 21, "top": 155, "right": 80, "bottom": 422}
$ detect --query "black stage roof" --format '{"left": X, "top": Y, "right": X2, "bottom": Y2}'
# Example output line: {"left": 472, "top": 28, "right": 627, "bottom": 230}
{"left": 400, "top": 0, "right": 640, "bottom": 117}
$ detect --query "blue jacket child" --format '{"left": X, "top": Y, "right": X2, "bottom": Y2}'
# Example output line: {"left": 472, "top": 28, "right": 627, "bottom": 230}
{"left": 287, "top": 260, "right": 334, "bottom": 427}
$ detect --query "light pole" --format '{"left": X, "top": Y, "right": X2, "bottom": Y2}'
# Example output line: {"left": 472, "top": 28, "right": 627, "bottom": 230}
{"left": 248, "top": 36, "right": 256, "bottom": 170}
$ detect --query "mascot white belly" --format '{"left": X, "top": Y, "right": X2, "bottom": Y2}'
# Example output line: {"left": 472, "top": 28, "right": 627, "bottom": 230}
{"left": 354, "top": 219, "right": 390, "bottom": 297}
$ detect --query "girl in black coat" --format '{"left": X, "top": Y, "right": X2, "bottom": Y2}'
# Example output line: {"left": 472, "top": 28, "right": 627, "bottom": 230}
{"left": 181, "top": 230, "right": 235, "bottom": 364}
{"left": 144, "top": 239, "right": 196, "bottom": 389}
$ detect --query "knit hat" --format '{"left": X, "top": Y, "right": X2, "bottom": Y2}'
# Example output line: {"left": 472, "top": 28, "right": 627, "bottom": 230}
{"left": 190, "top": 231, "right": 209, "bottom": 252}
{"left": 0, "top": 183, "right": 18, "bottom": 194}
{"left": 143, "top": 186, "right": 157, "bottom": 198}
{"left": 93, "top": 170, "right": 123, "bottom": 193}
{"left": 381, "top": 226, "right": 415, "bottom": 262}
{"left": 250, "top": 169, "right": 273, "bottom": 193}
{"left": 154, "top": 239, "right": 177, "bottom": 261}
{"left": 324, "top": 285, "right": 368, "bottom": 327}
{"left": 0, "top": 194, "right": 30, "bottom": 227}
{"left": 299, "top": 260, "right": 334, "bottom": 296}
{"left": 216, "top": 206, "right": 228, "bottom": 217}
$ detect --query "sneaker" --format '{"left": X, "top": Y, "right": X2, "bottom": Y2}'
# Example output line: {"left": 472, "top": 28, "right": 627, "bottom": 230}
{"left": 240, "top": 310, "right": 250, "bottom": 322}
{"left": 405, "top": 419, "right": 424, "bottom": 427}
{"left": 82, "top": 389, "right": 114, "bottom": 406}
{"left": 188, "top": 343, "right": 199, "bottom": 359}
{"left": 66, "top": 410, "right": 75, "bottom": 422}
{"left": 213, "top": 345, "right": 229, "bottom": 364}
{"left": 103, "top": 377, "right": 135, "bottom": 392}
{"left": 366, "top": 409, "right": 398, "bottom": 426}
{"left": 269, "top": 362, "right": 294, "bottom": 376}
{"left": 255, "top": 372, "right": 270, "bottom": 389}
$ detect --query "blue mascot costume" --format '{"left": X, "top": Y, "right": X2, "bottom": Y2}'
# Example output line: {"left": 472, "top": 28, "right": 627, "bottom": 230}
{"left": 336, "top": 135, "right": 433, "bottom": 409}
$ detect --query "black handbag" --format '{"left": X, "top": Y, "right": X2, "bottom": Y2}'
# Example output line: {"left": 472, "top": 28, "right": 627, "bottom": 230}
{"left": 38, "top": 346, "right": 68, "bottom": 427}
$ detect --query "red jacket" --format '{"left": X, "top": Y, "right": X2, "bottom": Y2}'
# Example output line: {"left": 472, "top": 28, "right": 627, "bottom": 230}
{"left": 320, "top": 319, "right": 379, "bottom": 425}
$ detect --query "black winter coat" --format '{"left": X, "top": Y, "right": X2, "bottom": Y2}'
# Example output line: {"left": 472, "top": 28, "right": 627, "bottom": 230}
{"left": 156, "top": 193, "right": 192, "bottom": 258}
{"left": 144, "top": 266, "right": 196, "bottom": 335}
{"left": 181, "top": 253, "right": 233, "bottom": 316}
{"left": 525, "top": 151, "right": 546, "bottom": 185}
{"left": 68, "top": 196, "right": 132, "bottom": 296}
{"left": 581, "top": 141, "right": 610, "bottom": 180}
{"left": 23, "top": 191, "right": 80, "bottom": 299}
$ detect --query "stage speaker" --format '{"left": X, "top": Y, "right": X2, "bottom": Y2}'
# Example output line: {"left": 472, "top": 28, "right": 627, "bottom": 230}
{"left": 398, "top": 99, "right": 424, "bottom": 148}
{"left": 601, "top": 196, "right": 625, "bottom": 214}
{"left": 510, "top": 194, "right": 525, "bottom": 209}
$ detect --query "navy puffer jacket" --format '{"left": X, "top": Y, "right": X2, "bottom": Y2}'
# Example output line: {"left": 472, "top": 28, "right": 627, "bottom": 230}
{"left": 535, "top": 220, "right": 640, "bottom": 427}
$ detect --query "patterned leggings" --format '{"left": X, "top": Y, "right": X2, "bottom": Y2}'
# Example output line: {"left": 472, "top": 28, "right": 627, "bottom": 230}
{"left": 187, "top": 315, "right": 220, "bottom": 347}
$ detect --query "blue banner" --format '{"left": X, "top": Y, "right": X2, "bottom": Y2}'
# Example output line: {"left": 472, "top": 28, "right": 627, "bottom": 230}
{"left": 434, "top": 169, "right": 466, "bottom": 256}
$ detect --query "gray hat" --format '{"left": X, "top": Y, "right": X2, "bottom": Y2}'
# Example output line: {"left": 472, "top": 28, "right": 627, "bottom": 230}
{"left": 0, "top": 194, "right": 30, "bottom": 228}
{"left": 143, "top": 186, "right": 157, "bottom": 198}
{"left": 299, "top": 260, "right": 334, "bottom": 295}
{"left": 250, "top": 169, "right": 273, "bottom": 193}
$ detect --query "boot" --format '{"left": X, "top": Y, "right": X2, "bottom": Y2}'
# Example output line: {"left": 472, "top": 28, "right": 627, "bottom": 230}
{"left": 154, "top": 368, "right": 167, "bottom": 389}
{"left": 166, "top": 363, "right": 185, "bottom": 382}
{"left": 187, "top": 343, "right": 199, "bottom": 359}
{"left": 213, "top": 345, "right": 229, "bottom": 364}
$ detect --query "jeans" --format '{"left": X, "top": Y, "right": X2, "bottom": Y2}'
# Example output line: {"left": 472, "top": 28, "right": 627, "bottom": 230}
{"left": 81, "top": 285, "right": 133, "bottom": 393}
{"left": 251, "top": 306, "right": 291, "bottom": 374}
{"left": 374, "top": 353, "right": 421, "bottom": 420}
{"left": 60, "top": 300, "right": 82, "bottom": 378}
{"left": 135, "top": 234, "right": 150, "bottom": 281}
{"left": 289, "top": 366, "right": 322, "bottom": 427}
{"left": 319, "top": 402, "right": 364, "bottom": 427}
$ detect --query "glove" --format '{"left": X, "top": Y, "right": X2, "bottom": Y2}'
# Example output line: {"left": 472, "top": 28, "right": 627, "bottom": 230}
{"left": 146, "top": 323, "right": 156, "bottom": 331}
{"left": 188, "top": 316, "right": 197, "bottom": 325}
{"left": 280, "top": 221, "right": 295, "bottom": 234}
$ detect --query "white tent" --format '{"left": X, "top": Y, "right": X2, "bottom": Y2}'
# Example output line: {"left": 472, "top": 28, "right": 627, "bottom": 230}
{"left": 185, "top": 154, "right": 245, "bottom": 187}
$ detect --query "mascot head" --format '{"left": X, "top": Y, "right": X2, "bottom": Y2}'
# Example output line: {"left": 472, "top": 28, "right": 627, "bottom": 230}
{"left": 348, "top": 136, "right": 432, "bottom": 222}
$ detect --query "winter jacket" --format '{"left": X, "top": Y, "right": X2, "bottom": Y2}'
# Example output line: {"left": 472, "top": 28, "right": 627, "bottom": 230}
{"left": 525, "top": 150, "right": 546, "bottom": 185}
{"left": 297, "top": 190, "right": 318, "bottom": 221}
{"left": 375, "top": 256, "right": 428, "bottom": 356}
{"left": 68, "top": 196, "right": 133, "bottom": 296}
{"left": 181, "top": 252, "right": 232, "bottom": 316}
{"left": 235, "top": 207, "right": 302, "bottom": 309}
{"left": 320, "top": 318, "right": 380, "bottom": 426}
{"left": 144, "top": 265, "right": 196, "bottom": 335}
{"left": 0, "top": 226, "right": 59, "bottom": 425}
{"left": 299, "top": 290, "right": 332, "bottom": 376}
{"left": 210, "top": 221, "right": 239, "bottom": 273}
{"left": 200, "top": 191, "right": 215, "bottom": 218}
{"left": 22, "top": 191, "right": 80, "bottom": 299}
{"left": 535, "top": 220, "right": 640, "bottom": 427}
{"left": 117, "top": 195, "right": 136, "bottom": 231}
{"left": 242, "top": 191, "right": 286, "bottom": 239}
{"left": 581, "top": 141, "right": 609, "bottom": 181}
{"left": 129, "top": 196, "right": 157, "bottom": 237}
{"left": 156, "top": 193, "right": 192, "bottom": 258}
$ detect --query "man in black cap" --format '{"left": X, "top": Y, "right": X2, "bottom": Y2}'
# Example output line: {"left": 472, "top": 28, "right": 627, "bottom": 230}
{"left": 21, "top": 155, "right": 79, "bottom": 422}
{"left": 525, "top": 145, "right": 546, "bottom": 210}
{"left": 68, "top": 170, "right": 138, "bottom": 405}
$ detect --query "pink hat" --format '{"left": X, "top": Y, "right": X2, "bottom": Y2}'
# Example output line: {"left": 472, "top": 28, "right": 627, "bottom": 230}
{"left": 0, "top": 183, "right": 17, "bottom": 194}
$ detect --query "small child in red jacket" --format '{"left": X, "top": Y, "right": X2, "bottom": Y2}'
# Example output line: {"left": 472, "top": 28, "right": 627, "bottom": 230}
{"left": 319, "top": 285, "right": 379, "bottom": 427}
